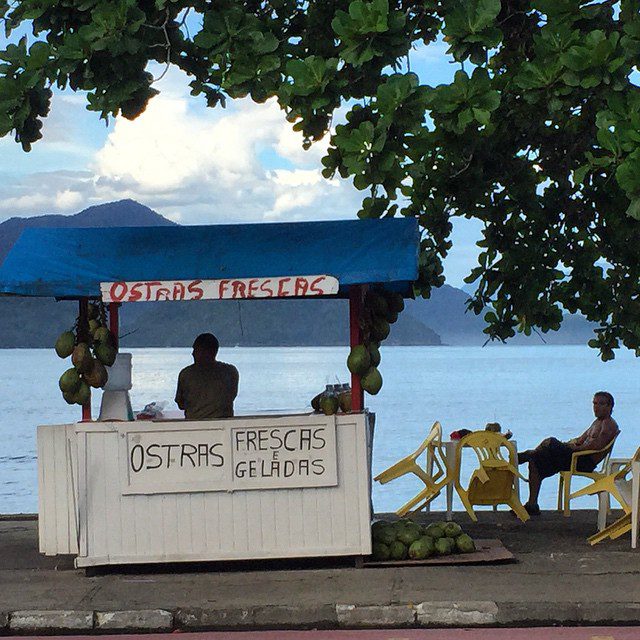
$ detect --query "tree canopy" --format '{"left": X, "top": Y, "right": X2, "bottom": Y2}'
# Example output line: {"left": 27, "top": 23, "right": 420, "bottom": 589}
{"left": 1, "top": 0, "right": 640, "bottom": 360}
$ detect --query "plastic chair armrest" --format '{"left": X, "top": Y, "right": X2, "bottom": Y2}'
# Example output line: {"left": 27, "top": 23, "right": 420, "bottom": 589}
{"left": 572, "top": 447, "right": 601, "bottom": 458}
{"left": 608, "top": 457, "right": 631, "bottom": 474}
{"left": 570, "top": 447, "right": 604, "bottom": 472}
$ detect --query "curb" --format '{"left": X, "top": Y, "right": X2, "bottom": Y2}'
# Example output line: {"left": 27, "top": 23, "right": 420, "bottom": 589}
{"left": 176, "top": 605, "right": 336, "bottom": 630}
{"left": 1, "top": 602, "right": 640, "bottom": 633}
{"left": 94, "top": 610, "right": 174, "bottom": 632}
{"left": 9, "top": 611, "right": 93, "bottom": 633}
{"left": 0, "top": 514, "right": 37, "bottom": 522}
{"left": 416, "top": 601, "right": 499, "bottom": 626}
{"left": 336, "top": 604, "right": 414, "bottom": 628}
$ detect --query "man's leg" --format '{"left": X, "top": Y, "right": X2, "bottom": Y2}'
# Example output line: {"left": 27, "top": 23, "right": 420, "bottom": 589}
{"left": 525, "top": 462, "right": 542, "bottom": 515}
{"left": 518, "top": 450, "right": 532, "bottom": 464}
{"left": 518, "top": 438, "right": 555, "bottom": 465}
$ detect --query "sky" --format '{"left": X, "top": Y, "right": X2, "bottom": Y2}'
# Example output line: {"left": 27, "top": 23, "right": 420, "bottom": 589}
{"left": 0, "top": 25, "right": 483, "bottom": 287}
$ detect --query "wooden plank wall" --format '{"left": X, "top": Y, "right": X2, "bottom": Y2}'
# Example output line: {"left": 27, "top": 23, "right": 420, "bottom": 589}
{"left": 75, "top": 414, "right": 372, "bottom": 566}
{"left": 37, "top": 424, "right": 79, "bottom": 555}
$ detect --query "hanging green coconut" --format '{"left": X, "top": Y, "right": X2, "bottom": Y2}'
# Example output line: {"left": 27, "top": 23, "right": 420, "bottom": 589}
{"left": 54, "top": 331, "right": 75, "bottom": 358}
{"left": 361, "top": 367, "right": 383, "bottom": 395}
{"left": 347, "top": 344, "right": 371, "bottom": 375}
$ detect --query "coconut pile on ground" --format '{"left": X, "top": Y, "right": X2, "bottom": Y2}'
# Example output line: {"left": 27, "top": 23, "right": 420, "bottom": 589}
{"left": 371, "top": 518, "right": 476, "bottom": 561}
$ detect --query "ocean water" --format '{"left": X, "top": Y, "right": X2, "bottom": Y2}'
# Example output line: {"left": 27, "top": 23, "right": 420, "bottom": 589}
{"left": 0, "top": 345, "right": 638, "bottom": 515}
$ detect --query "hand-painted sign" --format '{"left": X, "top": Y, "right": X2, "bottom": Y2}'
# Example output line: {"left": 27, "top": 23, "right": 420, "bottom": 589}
{"left": 119, "top": 417, "right": 338, "bottom": 494}
{"left": 230, "top": 423, "right": 338, "bottom": 490}
{"left": 100, "top": 275, "right": 339, "bottom": 302}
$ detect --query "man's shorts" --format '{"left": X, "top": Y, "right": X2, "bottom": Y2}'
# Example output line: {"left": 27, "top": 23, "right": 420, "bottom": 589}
{"left": 531, "top": 437, "right": 596, "bottom": 479}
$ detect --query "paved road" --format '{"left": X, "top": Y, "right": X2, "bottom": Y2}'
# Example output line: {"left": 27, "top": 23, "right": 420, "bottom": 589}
{"left": 14, "top": 630, "right": 640, "bottom": 639}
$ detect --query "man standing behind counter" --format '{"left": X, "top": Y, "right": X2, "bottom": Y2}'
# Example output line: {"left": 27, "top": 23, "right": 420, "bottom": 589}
{"left": 175, "top": 333, "right": 239, "bottom": 419}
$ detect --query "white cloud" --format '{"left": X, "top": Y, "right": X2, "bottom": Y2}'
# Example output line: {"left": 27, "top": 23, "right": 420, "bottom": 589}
{"left": 272, "top": 168, "right": 324, "bottom": 187}
{"left": 275, "top": 124, "right": 330, "bottom": 167}
{"left": 54, "top": 189, "right": 84, "bottom": 210}
{"left": 271, "top": 169, "right": 327, "bottom": 215}
{"left": 0, "top": 189, "right": 88, "bottom": 216}
{"left": 0, "top": 79, "right": 362, "bottom": 225}
{"left": 87, "top": 69, "right": 361, "bottom": 224}
{"left": 0, "top": 193, "right": 51, "bottom": 212}
{"left": 94, "top": 98, "right": 202, "bottom": 191}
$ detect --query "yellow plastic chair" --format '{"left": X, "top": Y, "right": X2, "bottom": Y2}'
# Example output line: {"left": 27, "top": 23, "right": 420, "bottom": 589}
{"left": 453, "top": 431, "right": 529, "bottom": 523}
{"left": 557, "top": 436, "right": 617, "bottom": 517}
{"left": 588, "top": 513, "right": 632, "bottom": 545}
{"left": 374, "top": 421, "right": 450, "bottom": 517}
{"left": 568, "top": 447, "right": 640, "bottom": 545}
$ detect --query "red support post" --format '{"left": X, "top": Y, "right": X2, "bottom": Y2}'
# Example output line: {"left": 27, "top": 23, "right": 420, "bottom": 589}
{"left": 349, "top": 285, "right": 365, "bottom": 412}
{"left": 78, "top": 298, "right": 92, "bottom": 422}
{"left": 109, "top": 302, "right": 119, "bottom": 350}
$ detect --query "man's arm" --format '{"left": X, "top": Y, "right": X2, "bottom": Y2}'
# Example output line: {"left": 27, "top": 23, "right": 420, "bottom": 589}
{"left": 573, "top": 419, "right": 617, "bottom": 452}
{"left": 568, "top": 425, "right": 593, "bottom": 451}
{"left": 230, "top": 366, "right": 239, "bottom": 400}
{"left": 568, "top": 426, "right": 591, "bottom": 448}
{"left": 175, "top": 371, "right": 186, "bottom": 410}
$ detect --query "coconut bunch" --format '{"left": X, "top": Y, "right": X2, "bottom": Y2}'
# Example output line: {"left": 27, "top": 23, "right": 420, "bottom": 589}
{"left": 346, "top": 288, "right": 404, "bottom": 396}
{"left": 55, "top": 302, "right": 117, "bottom": 405}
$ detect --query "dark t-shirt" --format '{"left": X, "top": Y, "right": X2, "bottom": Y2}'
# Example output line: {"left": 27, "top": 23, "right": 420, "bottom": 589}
{"left": 175, "top": 361, "right": 239, "bottom": 419}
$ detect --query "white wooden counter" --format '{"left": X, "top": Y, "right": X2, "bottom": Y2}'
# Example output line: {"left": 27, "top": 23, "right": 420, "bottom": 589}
{"left": 38, "top": 412, "right": 373, "bottom": 567}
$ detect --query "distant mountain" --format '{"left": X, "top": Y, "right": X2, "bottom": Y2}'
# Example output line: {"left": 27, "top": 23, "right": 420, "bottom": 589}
{"left": 404, "top": 284, "right": 596, "bottom": 346}
{"left": 0, "top": 297, "right": 79, "bottom": 348}
{"left": 404, "top": 285, "right": 485, "bottom": 344}
{"left": 116, "top": 298, "right": 441, "bottom": 347}
{"left": 0, "top": 199, "right": 597, "bottom": 348}
{"left": 0, "top": 296, "right": 442, "bottom": 348}
{"left": 0, "top": 199, "right": 175, "bottom": 265}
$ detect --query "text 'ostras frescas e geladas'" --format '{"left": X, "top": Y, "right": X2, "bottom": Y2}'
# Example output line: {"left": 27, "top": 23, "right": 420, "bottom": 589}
{"left": 121, "top": 423, "right": 338, "bottom": 494}
{"left": 100, "top": 275, "right": 339, "bottom": 302}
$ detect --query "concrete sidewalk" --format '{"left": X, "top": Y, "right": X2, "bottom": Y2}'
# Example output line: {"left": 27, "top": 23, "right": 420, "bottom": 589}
{"left": 0, "top": 510, "right": 639, "bottom": 633}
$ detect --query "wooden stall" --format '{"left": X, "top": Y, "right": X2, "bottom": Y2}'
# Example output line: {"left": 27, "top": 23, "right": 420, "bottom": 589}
{"left": 38, "top": 412, "right": 373, "bottom": 566}
{"left": 0, "top": 219, "right": 418, "bottom": 567}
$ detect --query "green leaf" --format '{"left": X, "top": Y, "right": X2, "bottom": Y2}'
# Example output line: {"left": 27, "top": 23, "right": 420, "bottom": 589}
{"left": 626, "top": 198, "right": 640, "bottom": 220}
{"left": 580, "top": 75, "right": 601, "bottom": 89}
{"left": 353, "top": 173, "right": 370, "bottom": 190}
{"left": 27, "top": 41, "right": 50, "bottom": 68}
{"left": 472, "top": 107, "right": 490, "bottom": 125}
{"left": 596, "top": 128, "right": 619, "bottom": 153}
{"left": 194, "top": 30, "right": 219, "bottom": 49}
{"left": 573, "top": 164, "right": 589, "bottom": 185}
{"left": 252, "top": 32, "right": 279, "bottom": 55}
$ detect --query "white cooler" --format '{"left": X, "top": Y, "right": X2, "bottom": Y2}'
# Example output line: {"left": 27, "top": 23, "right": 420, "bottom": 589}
{"left": 98, "top": 352, "right": 133, "bottom": 421}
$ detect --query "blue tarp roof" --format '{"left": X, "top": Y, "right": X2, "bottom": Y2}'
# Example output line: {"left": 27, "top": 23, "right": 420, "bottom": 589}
{"left": 0, "top": 218, "right": 419, "bottom": 299}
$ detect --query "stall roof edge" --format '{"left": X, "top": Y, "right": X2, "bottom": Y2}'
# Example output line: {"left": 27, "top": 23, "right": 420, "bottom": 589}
{"left": 0, "top": 218, "right": 419, "bottom": 299}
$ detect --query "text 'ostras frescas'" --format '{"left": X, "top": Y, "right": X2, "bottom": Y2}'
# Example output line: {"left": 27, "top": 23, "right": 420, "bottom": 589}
{"left": 101, "top": 275, "right": 339, "bottom": 302}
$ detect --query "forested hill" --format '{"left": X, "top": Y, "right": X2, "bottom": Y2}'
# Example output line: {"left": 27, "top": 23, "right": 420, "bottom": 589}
{"left": 0, "top": 296, "right": 442, "bottom": 347}
{"left": 0, "top": 199, "right": 175, "bottom": 265}
{"left": 0, "top": 200, "right": 595, "bottom": 348}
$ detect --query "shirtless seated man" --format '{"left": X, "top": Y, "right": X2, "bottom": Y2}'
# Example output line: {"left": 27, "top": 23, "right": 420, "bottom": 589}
{"left": 518, "top": 391, "right": 619, "bottom": 515}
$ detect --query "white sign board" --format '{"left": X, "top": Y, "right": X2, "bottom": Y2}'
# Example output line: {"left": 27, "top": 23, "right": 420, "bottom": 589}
{"left": 101, "top": 275, "right": 339, "bottom": 303}
{"left": 119, "top": 417, "right": 338, "bottom": 495}
{"left": 230, "top": 424, "right": 337, "bottom": 489}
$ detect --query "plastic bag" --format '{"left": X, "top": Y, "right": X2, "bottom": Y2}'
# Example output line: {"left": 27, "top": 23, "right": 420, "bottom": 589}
{"left": 136, "top": 400, "right": 168, "bottom": 420}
